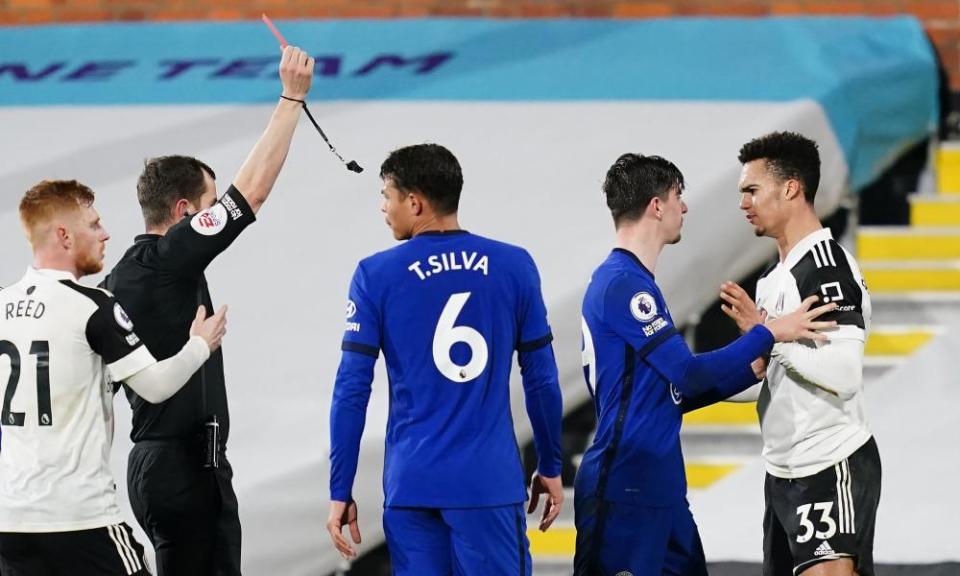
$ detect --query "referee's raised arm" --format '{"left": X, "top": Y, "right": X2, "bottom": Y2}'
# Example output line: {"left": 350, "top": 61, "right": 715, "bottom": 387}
{"left": 99, "top": 42, "right": 317, "bottom": 576}
{"left": 232, "top": 45, "right": 315, "bottom": 215}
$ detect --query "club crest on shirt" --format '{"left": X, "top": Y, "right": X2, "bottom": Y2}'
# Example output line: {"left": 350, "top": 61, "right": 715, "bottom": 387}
{"left": 630, "top": 292, "right": 657, "bottom": 322}
{"left": 190, "top": 203, "right": 228, "bottom": 236}
{"left": 113, "top": 303, "right": 134, "bottom": 331}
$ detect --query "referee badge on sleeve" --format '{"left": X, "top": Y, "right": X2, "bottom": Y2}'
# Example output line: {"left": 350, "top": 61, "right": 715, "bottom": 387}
{"left": 190, "top": 204, "right": 228, "bottom": 236}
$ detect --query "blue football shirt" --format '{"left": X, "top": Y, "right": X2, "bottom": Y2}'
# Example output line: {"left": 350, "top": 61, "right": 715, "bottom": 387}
{"left": 577, "top": 248, "right": 688, "bottom": 506}
{"left": 332, "top": 230, "right": 558, "bottom": 508}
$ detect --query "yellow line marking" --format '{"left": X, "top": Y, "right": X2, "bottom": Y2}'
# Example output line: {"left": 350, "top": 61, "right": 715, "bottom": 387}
{"left": 864, "top": 268, "right": 960, "bottom": 292}
{"left": 529, "top": 527, "right": 576, "bottom": 556}
{"left": 936, "top": 149, "right": 960, "bottom": 194}
{"left": 865, "top": 330, "right": 935, "bottom": 356}
{"left": 858, "top": 233, "right": 960, "bottom": 261}
{"left": 911, "top": 201, "right": 960, "bottom": 226}
{"left": 687, "top": 463, "right": 740, "bottom": 489}
{"left": 684, "top": 401, "right": 757, "bottom": 425}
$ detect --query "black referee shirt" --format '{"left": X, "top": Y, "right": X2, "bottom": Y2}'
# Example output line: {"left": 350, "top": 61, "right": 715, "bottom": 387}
{"left": 103, "top": 186, "right": 255, "bottom": 444}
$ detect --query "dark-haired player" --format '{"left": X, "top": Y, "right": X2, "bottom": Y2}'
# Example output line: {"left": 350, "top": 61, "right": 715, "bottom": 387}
{"left": 574, "top": 153, "right": 837, "bottom": 576}
{"left": 326, "top": 144, "right": 564, "bottom": 575}
{"left": 721, "top": 132, "right": 880, "bottom": 576}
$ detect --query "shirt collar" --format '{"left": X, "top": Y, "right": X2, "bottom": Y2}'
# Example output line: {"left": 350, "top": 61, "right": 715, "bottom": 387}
{"left": 27, "top": 266, "right": 78, "bottom": 283}
{"left": 416, "top": 229, "right": 470, "bottom": 237}
{"left": 783, "top": 228, "right": 833, "bottom": 270}
{"left": 612, "top": 247, "right": 655, "bottom": 279}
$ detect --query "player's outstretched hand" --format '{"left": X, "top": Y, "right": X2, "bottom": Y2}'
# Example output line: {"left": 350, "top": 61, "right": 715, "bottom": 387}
{"left": 190, "top": 305, "right": 227, "bottom": 352}
{"left": 720, "top": 281, "right": 764, "bottom": 334}
{"left": 327, "top": 500, "right": 361, "bottom": 560}
{"left": 766, "top": 295, "right": 837, "bottom": 343}
{"left": 528, "top": 473, "right": 564, "bottom": 532}
{"left": 279, "top": 45, "right": 314, "bottom": 101}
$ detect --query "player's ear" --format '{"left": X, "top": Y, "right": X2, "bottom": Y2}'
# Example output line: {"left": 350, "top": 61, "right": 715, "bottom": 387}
{"left": 55, "top": 224, "right": 71, "bottom": 249}
{"left": 408, "top": 192, "right": 423, "bottom": 216}
{"left": 174, "top": 198, "right": 193, "bottom": 220}
{"left": 783, "top": 178, "right": 802, "bottom": 202}
{"left": 649, "top": 196, "right": 663, "bottom": 220}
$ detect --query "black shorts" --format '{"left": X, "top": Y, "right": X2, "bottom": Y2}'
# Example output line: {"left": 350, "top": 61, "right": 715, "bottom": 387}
{"left": 763, "top": 436, "right": 881, "bottom": 576}
{"left": 0, "top": 522, "right": 150, "bottom": 576}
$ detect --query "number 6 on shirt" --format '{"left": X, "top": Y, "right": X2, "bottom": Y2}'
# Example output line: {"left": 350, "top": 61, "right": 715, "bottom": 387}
{"left": 432, "top": 292, "right": 488, "bottom": 383}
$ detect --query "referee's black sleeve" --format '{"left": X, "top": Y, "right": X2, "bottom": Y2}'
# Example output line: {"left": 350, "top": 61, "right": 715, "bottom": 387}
{"left": 155, "top": 186, "right": 256, "bottom": 275}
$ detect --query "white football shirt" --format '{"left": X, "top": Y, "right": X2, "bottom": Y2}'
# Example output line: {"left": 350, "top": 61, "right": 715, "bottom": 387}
{"left": 0, "top": 267, "right": 154, "bottom": 532}
{"left": 755, "top": 228, "right": 873, "bottom": 479}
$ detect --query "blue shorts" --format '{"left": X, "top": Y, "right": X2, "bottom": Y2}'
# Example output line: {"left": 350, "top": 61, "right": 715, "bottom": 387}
{"left": 573, "top": 495, "right": 707, "bottom": 576}
{"left": 383, "top": 504, "right": 532, "bottom": 576}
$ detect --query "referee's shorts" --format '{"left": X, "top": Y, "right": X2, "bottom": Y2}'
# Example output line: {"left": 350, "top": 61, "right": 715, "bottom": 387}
{"left": 128, "top": 439, "right": 242, "bottom": 576}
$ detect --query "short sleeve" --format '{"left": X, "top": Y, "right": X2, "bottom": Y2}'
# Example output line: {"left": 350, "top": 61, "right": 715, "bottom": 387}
{"left": 517, "top": 252, "right": 553, "bottom": 353}
{"left": 603, "top": 273, "right": 678, "bottom": 357}
{"left": 341, "top": 263, "right": 381, "bottom": 358}
{"left": 86, "top": 297, "right": 156, "bottom": 382}
{"left": 155, "top": 185, "right": 256, "bottom": 276}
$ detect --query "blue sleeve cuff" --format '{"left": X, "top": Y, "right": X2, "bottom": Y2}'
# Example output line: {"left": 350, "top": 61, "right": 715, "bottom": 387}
{"left": 330, "top": 489, "right": 353, "bottom": 503}
{"left": 537, "top": 461, "right": 563, "bottom": 479}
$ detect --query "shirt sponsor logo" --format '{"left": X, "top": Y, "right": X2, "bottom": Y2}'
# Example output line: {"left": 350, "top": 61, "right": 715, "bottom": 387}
{"left": 345, "top": 322, "right": 361, "bottom": 333}
{"left": 220, "top": 194, "right": 244, "bottom": 221}
{"left": 190, "top": 203, "right": 228, "bottom": 236}
{"left": 346, "top": 299, "right": 357, "bottom": 319}
{"left": 113, "top": 303, "right": 134, "bottom": 331}
{"left": 642, "top": 316, "right": 668, "bottom": 337}
{"left": 820, "top": 281, "right": 844, "bottom": 303}
{"left": 126, "top": 333, "right": 141, "bottom": 346}
{"left": 630, "top": 292, "right": 657, "bottom": 322}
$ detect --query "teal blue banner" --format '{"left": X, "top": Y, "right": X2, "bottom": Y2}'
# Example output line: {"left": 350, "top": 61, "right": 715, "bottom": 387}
{"left": 0, "top": 17, "right": 939, "bottom": 189}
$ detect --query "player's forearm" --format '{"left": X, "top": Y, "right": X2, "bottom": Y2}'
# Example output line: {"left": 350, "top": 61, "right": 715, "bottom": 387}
{"left": 679, "top": 360, "right": 759, "bottom": 413}
{"left": 519, "top": 345, "right": 564, "bottom": 477}
{"left": 650, "top": 325, "right": 772, "bottom": 399}
{"left": 232, "top": 98, "right": 303, "bottom": 215}
{"left": 771, "top": 339, "right": 863, "bottom": 400}
{"left": 123, "top": 336, "right": 210, "bottom": 403}
{"left": 329, "top": 353, "right": 376, "bottom": 501}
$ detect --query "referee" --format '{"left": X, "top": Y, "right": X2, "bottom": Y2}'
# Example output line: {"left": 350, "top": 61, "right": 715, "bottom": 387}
{"left": 102, "top": 46, "right": 314, "bottom": 576}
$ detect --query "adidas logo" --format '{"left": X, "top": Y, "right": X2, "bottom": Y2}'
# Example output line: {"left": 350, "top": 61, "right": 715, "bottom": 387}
{"left": 814, "top": 540, "right": 835, "bottom": 557}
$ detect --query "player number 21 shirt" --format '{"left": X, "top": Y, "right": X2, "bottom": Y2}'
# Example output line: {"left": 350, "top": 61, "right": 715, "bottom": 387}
{"left": 0, "top": 267, "right": 154, "bottom": 532}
